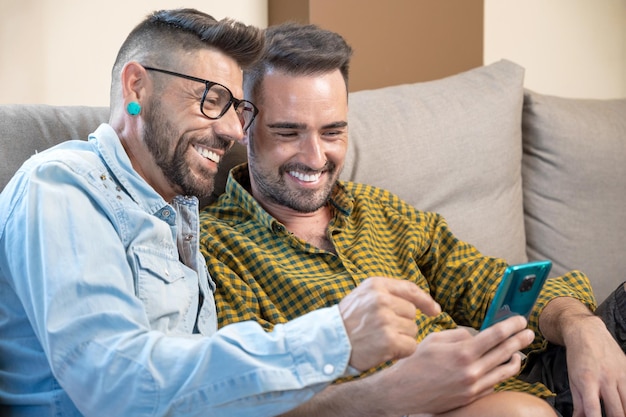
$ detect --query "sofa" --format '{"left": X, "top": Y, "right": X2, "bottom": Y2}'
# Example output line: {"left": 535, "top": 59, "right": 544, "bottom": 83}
{"left": 1, "top": 59, "right": 625, "bottom": 303}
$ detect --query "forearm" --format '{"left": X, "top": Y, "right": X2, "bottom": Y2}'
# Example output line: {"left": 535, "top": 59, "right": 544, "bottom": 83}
{"left": 44, "top": 303, "right": 351, "bottom": 416}
{"left": 279, "top": 375, "right": 394, "bottom": 417}
{"left": 538, "top": 296, "right": 600, "bottom": 346}
{"left": 538, "top": 291, "right": 626, "bottom": 417}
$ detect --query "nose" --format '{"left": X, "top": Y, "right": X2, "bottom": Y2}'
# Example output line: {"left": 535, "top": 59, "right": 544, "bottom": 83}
{"left": 300, "top": 134, "right": 327, "bottom": 169}
{"left": 212, "top": 105, "right": 245, "bottom": 142}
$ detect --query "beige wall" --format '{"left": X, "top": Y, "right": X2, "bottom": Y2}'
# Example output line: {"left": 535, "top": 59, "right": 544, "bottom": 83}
{"left": 0, "top": 0, "right": 267, "bottom": 106}
{"left": 1, "top": 0, "right": 624, "bottom": 105}
{"left": 484, "top": 0, "right": 626, "bottom": 99}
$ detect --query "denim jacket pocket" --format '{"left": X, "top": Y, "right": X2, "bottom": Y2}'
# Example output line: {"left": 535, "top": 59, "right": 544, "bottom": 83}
{"left": 136, "top": 250, "right": 185, "bottom": 284}
{"left": 133, "top": 247, "right": 195, "bottom": 332}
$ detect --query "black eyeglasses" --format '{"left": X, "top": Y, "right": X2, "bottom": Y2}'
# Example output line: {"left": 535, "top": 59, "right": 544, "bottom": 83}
{"left": 143, "top": 66, "right": 258, "bottom": 131}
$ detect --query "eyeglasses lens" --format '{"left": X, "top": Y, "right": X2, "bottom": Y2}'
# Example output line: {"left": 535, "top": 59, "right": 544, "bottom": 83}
{"left": 235, "top": 101, "right": 256, "bottom": 131}
{"left": 202, "top": 84, "right": 232, "bottom": 119}
{"left": 202, "top": 85, "right": 256, "bottom": 131}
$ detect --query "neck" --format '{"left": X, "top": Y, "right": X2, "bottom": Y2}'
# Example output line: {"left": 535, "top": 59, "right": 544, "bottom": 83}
{"left": 257, "top": 195, "right": 335, "bottom": 253}
{"left": 263, "top": 197, "right": 331, "bottom": 230}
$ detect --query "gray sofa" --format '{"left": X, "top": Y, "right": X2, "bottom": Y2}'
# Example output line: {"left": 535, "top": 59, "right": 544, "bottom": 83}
{"left": 1, "top": 60, "right": 624, "bottom": 303}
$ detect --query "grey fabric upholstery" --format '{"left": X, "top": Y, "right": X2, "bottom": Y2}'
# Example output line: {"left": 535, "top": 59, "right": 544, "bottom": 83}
{"left": 2, "top": 60, "right": 625, "bottom": 303}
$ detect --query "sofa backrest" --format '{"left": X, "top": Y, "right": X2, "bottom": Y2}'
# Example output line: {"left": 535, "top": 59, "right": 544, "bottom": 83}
{"left": 2, "top": 60, "right": 625, "bottom": 303}
{"left": 1, "top": 61, "right": 528, "bottom": 266}
{"left": 521, "top": 90, "right": 626, "bottom": 303}
{"left": 0, "top": 105, "right": 109, "bottom": 191}
{"left": 343, "top": 61, "right": 626, "bottom": 303}
{"left": 344, "top": 59, "right": 528, "bottom": 265}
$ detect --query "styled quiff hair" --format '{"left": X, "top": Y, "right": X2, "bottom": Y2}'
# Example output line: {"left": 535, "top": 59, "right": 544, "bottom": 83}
{"left": 110, "top": 8, "right": 265, "bottom": 102}
{"left": 243, "top": 22, "right": 353, "bottom": 105}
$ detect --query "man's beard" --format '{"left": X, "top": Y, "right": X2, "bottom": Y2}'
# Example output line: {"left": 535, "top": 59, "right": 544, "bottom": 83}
{"left": 248, "top": 144, "right": 339, "bottom": 213}
{"left": 142, "top": 99, "right": 230, "bottom": 198}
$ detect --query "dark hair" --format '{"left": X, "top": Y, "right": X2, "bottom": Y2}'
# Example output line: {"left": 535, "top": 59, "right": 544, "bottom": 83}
{"left": 244, "top": 22, "right": 353, "bottom": 104}
{"left": 110, "top": 8, "right": 264, "bottom": 100}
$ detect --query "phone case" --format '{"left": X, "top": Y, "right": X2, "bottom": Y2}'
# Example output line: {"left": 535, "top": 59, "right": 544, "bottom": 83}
{"left": 480, "top": 260, "right": 552, "bottom": 330}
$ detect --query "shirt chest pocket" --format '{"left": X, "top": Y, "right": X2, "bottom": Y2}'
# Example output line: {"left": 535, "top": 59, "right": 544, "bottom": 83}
{"left": 133, "top": 248, "right": 197, "bottom": 332}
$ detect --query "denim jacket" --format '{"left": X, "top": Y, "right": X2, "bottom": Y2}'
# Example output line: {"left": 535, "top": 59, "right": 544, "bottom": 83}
{"left": 0, "top": 124, "right": 351, "bottom": 417}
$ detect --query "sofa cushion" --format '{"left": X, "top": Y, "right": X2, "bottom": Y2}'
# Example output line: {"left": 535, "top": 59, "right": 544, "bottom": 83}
{"left": 0, "top": 105, "right": 109, "bottom": 191}
{"left": 342, "top": 60, "right": 528, "bottom": 264}
{"left": 522, "top": 90, "right": 626, "bottom": 303}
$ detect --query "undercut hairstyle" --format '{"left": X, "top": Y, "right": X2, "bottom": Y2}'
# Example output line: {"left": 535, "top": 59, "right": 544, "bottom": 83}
{"left": 110, "top": 8, "right": 264, "bottom": 102}
{"left": 244, "top": 22, "right": 353, "bottom": 105}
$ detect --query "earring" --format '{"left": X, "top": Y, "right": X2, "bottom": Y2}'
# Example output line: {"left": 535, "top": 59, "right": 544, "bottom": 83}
{"left": 126, "top": 101, "right": 141, "bottom": 116}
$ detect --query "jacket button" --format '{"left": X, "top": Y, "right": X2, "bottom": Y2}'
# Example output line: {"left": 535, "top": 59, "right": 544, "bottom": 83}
{"left": 323, "top": 364, "right": 335, "bottom": 375}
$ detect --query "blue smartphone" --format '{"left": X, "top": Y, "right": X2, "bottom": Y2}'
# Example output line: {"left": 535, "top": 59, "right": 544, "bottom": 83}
{"left": 480, "top": 260, "right": 552, "bottom": 330}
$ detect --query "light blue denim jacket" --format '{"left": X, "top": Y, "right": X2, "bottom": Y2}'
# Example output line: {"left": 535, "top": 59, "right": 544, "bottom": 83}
{"left": 0, "top": 124, "right": 352, "bottom": 417}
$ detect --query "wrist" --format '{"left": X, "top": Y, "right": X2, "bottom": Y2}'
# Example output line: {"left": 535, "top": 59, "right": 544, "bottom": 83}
{"left": 561, "top": 314, "right": 604, "bottom": 347}
{"left": 539, "top": 296, "right": 595, "bottom": 345}
{"left": 363, "top": 366, "right": 410, "bottom": 417}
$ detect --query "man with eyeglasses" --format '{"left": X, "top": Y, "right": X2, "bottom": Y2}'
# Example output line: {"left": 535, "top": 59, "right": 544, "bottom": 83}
{"left": 0, "top": 9, "right": 443, "bottom": 417}
{"left": 199, "top": 22, "right": 626, "bottom": 417}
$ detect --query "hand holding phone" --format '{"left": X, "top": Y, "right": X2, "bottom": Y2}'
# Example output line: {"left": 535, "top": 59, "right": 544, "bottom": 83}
{"left": 480, "top": 260, "right": 552, "bottom": 331}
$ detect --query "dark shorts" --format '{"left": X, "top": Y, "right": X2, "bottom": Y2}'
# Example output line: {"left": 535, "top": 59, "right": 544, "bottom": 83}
{"left": 518, "top": 282, "right": 626, "bottom": 417}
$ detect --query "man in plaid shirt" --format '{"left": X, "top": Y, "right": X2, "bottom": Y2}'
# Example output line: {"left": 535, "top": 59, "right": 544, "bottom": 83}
{"left": 200, "top": 22, "right": 626, "bottom": 417}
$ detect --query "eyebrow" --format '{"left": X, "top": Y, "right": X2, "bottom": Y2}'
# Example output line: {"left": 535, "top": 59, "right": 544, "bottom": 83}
{"left": 267, "top": 121, "right": 348, "bottom": 130}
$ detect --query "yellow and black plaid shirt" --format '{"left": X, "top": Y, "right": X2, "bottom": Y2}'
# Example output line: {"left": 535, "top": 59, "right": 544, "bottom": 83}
{"left": 199, "top": 164, "right": 596, "bottom": 398}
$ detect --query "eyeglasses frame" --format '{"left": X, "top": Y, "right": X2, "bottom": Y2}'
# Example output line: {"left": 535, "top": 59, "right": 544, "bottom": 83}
{"left": 142, "top": 66, "right": 258, "bottom": 131}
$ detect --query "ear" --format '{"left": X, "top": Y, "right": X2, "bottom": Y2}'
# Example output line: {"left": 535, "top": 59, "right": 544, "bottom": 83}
{"left": 121, "top": 61, "right": 149, "bottom": 104}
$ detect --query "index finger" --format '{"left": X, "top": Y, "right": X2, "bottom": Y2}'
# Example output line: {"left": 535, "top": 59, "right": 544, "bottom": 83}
{"left": 383, "top": 278, "right": 442, "bottom": 317}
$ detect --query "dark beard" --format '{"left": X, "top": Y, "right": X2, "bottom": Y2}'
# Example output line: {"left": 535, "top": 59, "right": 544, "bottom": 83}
{"left": 142, "top": 99, "right": 231, "bottom": 198}
{"left": 248, "top": 144, "right": 337, "bottom": 213}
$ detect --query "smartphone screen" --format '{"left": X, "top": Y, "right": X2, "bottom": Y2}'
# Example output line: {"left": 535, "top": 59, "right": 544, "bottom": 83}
{"left": 480, "top": 260, "right": 552, "bottom": 330}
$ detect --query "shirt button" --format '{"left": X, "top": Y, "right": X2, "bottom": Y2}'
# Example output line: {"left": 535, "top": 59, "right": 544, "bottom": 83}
{"left": 323, "top": 364, "right": 335, "bottom": 375}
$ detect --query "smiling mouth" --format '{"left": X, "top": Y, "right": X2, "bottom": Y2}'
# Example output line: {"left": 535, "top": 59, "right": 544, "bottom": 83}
{"left": 289, "top": 170, "right": 322, "bottom": 182}
{"left": 194, "top": 145, "right": 221, "bottom": 164}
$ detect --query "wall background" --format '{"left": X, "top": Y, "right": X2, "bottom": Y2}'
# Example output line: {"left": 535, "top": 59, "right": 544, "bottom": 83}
{"left": 484, "top": 0, "right": 626, "bottom": 99}
{"left": 0, "top": 0, "right": 267, "bottom": 106}
{"left": 0, "top": 0, "right": 624, "bottom": 105}
{"left": 268, "top": 0, "right": 485, "bottom": 93}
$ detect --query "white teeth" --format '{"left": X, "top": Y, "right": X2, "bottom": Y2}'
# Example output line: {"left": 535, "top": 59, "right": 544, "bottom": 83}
{"left": 289, "top": 170, "right": 321, "bottom": 182}
{"left": 194, "top": 145, "right": 220, "bottom": 163}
